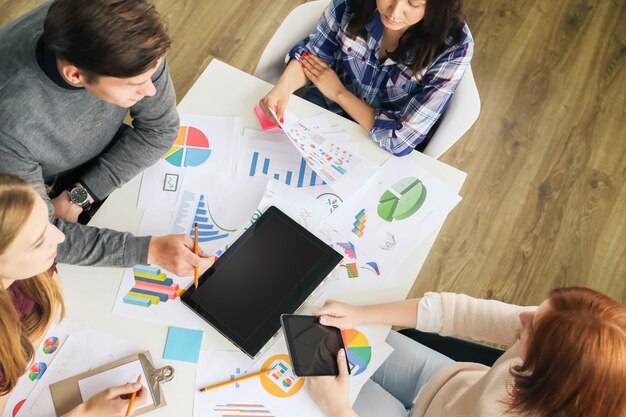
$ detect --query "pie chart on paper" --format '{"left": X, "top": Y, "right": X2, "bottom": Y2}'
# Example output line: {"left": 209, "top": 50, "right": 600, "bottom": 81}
{"left": 341, "top": 329, "right": 372, "bottom": 376}
{"left": 377, "top": 177, "right": 427, "bottom": 222}
{"left": 162, "top": 126, "right": 211, "bottom": 167}
{"left": 28, "top": 362, "right": 47, "bottom": 381}
{"left": 43, "top": 336, "right": 60, "bottom": 354}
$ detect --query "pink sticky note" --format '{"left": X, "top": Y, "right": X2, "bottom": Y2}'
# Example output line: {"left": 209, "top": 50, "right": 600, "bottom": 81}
{"left": 254, "top": 104, "right": 279, "bottom": 131}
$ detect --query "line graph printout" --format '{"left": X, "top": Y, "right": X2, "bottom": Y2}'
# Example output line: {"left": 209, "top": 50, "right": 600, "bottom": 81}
{"left": 277, "top": 110, "right": 377, "bottom": 197}
{"left": 169, "top": 172, "right": 268, "bottom": 255}
{"left": 256, "top": 180, "right": 345, "bottom": 232}
{"left": 236, "top": 129, "right": 326, "bottom": 187}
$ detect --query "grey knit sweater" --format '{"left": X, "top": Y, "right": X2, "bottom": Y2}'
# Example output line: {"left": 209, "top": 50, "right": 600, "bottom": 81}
{"left": 0, "top": 3, "right": 180, "bottom": 266}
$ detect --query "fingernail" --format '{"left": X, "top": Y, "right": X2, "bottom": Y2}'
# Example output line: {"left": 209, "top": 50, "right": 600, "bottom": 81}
{"left": 339, "top": 348, "right": 345, "bottom": 356}
{"left": 133, "top": 382, "right": 142, "bottom": 389}
{"left": 319, "top": 316, "right": 327, "bottom": 324}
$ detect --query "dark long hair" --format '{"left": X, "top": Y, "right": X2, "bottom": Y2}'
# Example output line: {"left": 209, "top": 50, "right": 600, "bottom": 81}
{"left": 508, "top": 287, "right": 626, "bottom": 417}
{"left": 347, "top": 0, "right": 465, "bottom": 74}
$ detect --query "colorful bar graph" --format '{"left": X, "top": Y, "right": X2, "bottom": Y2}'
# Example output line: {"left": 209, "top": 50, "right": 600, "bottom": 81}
{"left": 262, "top": 158, "right": 270, "bottom": 174}
{"left": 123, "top": 266, "right": 183, "bottom": 308}
{"left": 352, "top": 209, "right": 367, "bottom": 238}
{"left": 285, "top": 171, "right": 292, "bottom": 185}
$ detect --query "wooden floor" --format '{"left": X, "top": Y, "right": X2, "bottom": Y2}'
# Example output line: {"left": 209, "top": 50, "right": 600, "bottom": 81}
{"left": 2, "top": 0, "right": 624, "bottom": 307}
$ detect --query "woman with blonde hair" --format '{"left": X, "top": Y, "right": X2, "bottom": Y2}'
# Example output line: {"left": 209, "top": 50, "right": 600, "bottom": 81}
{"left": 0, "top": 173, "right": 146, "bottom": 416}
{"left": 309, "top": 287, "right": 626, "bottom": 417}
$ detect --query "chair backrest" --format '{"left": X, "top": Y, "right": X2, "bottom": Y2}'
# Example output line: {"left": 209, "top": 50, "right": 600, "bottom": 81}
{"left": 254, "top": 0, "right": 479, "bottom": 160}
{"left": 254, "top": 0, "right": 331, "bottom": 85}
{"left": 423, "top": 65, "right": 480, "bottom": 159}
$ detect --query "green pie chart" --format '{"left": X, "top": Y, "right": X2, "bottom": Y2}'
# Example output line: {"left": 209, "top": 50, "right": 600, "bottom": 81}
{"left": 377, "top": 177, "right": 427, "bottom": 222}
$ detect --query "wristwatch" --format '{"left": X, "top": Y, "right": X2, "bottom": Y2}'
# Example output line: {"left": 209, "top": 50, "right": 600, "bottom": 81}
{"left": 66, "top": 184, "right": 91, "bottom": 211}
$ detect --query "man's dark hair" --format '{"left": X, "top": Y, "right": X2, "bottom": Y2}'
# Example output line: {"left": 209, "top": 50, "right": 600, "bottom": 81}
{"left": 44, "top": 0, "right": 171, "bottom": 79}
{"left": 347, "top": 0, "right": 465, "bottom": 75}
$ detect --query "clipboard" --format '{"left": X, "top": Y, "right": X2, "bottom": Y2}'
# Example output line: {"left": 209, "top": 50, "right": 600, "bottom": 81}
{"left": 49, "top": 351, "right": 174, "bottom": 416}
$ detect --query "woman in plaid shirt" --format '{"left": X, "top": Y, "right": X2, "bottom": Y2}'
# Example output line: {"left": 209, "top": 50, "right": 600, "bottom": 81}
{"left": 260, "top": 0, "right": 474, "bottom": 156}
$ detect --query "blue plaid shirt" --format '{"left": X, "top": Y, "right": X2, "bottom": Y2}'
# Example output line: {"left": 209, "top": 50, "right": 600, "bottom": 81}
{"left": 288, "top": 0, "right": 474, "bottom": 156}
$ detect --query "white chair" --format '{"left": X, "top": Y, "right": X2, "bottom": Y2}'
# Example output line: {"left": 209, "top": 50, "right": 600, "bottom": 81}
{"left": 254, "top": 0, "right": 331, "bottom": 85}
{"left": 423, "top": 65, "right": 480, "bottom": 159}
{"left": 254, "top": 0, "right": 480, "bottom": 159}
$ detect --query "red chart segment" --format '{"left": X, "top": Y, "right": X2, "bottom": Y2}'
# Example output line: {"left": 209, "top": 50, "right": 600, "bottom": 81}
{"left": 162, "top": 126, "right": 211, "bottom": 167}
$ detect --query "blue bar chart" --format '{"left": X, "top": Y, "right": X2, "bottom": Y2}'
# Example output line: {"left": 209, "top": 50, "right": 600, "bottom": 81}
{"left": 237, "top": 131, "right": 325, "bottom": 188}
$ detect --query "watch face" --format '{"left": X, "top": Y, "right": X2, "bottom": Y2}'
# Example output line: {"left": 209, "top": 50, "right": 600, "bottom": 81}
{"left": 70, "top": 187, "right": 88, "bottom": 205}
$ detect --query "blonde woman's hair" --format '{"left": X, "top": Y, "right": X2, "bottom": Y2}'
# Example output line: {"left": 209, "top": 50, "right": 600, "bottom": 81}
{"left": 0, "top": 174, "right": 64, "bottom": 394}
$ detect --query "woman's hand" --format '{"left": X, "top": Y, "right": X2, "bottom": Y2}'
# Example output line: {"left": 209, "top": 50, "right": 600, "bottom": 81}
{"left": 307, "top": 349, "right": 355, "bottom": 417}
{"left": 259, "top": 85, "right": 290, "bottom": 125}
{"left": 315, "top": 300, "right": 365, "bottom": 329}
{"left": 301, "top": 53, "right": 347, "bottom": 102}
{"left": 67, "top": 382, "right": 146, "bottom": 417}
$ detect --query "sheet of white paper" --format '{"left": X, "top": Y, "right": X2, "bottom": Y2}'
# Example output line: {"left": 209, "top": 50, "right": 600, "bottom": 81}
{"left": 326, "top": 157, "right": 462, "bottom": 272}
{"left": 236, "top": 128, "right": 327, "bottom": 187}
{"left": 137, "top": 114, "right": 240, "bottom": 211}
{"left": 170, "top": 172, "right": 268, "bottom": 255}
{"left": 193, "top": 351, "right": 261, "bottom": 417}
{"left": 317, "top": 223, "right": 399, "bottom": 292}
{"left": 1, "top": 319, "right": 66, "bottom": 417}
{"left": 111, "top": 210, "right": 206, "bottom": 329}
{"left": 277, "top": 110, "right": 377, "bottom": 197}
{"left": 256, "top": 180, "right": 339, "bottom": 232}
{"left": 5, "top": 321, "right": 139, "bottom": 417}
{"left": 78, "top": 360, "right": 153, "bottom": 408}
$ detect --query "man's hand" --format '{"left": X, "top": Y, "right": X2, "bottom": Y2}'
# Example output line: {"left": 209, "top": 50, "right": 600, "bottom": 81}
{"left": 52, "top": 192, "right": 82, "bottom": 223}
{"left": 147, "top": 234, "right": 216, "bottom": 277}
{"left": 307, "top": 349, "right": 356, "bottom": 417}
{"left": 301, "top": 53, "right": 348, "bottom": 102}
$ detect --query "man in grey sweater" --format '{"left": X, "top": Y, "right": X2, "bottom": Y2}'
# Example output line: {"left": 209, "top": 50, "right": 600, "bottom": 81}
{"left": 0, "top": 0, "right": 214, "bottom": 276}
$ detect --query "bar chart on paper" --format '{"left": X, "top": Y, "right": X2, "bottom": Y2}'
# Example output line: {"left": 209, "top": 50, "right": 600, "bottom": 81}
{"left": 237, "top": 133, "right": 325, "bottom": 187}
{"left": 172, "top": 191, "right": 235, "bottom": 243}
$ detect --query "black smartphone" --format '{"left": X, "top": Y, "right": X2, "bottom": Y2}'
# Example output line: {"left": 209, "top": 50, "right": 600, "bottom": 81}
{"left": 281, "top": 314, "right": 351, "bottom": 377}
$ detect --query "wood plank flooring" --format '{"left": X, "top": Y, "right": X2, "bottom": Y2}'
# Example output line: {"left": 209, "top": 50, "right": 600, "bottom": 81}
{"left": 1, "top": 0, "right": 624, "bottom": 307}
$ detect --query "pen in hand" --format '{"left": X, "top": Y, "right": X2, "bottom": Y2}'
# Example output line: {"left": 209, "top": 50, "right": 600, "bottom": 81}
{"left": 125, "top": 374, "right": 142, "bottom": 417}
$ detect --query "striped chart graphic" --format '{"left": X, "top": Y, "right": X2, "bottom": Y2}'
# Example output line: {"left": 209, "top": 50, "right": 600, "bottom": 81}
{"left": 190, "top": 195, "right": 233, "bottom": 242}
{"left": 213, "top": 403, "right": 274, "bottom": 416}
{"left": 352, "top": 209, "right": 367, "bottom": 237}
{"left": 341, "top": 263, "right": 359, "bottom": 278}
{"left": 122, "top": 265, "right": 185, "bottom": 308}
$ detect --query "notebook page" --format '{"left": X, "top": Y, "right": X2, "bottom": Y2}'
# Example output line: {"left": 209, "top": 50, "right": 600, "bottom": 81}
{"left": 77, "top": 360, "right": 154, "bottom": 408}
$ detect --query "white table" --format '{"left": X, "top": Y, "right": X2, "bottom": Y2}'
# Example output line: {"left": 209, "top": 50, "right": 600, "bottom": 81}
{"left": 58, "top": 60, "right": 466, "bottom": 416}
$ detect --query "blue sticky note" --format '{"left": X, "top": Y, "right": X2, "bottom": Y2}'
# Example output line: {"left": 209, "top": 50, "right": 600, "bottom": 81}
{"left": 163, "top": 327, "right": 203, "bottom": 363}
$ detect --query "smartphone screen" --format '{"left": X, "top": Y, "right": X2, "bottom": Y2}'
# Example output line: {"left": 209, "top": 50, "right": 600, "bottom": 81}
{"left": 281, "top": 315, "right": 349, "bottom": 377}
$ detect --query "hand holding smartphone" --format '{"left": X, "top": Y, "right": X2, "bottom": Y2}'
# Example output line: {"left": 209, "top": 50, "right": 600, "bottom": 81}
{"left": 281, "top": 314, "right": 351, "bottom": 377}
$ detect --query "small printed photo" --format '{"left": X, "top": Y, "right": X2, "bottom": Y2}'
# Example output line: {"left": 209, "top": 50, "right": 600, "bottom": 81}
{"left": 163, "top": 173, "right": 179, "bottom": 192}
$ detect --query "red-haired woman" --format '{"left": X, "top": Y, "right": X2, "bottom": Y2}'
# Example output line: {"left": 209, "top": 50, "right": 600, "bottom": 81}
{"left": 0, "top": 174, "right": 147, "bottom": 416}
{"left": 260, "top": 0, "right": 473, "bottom": 156}
{"left": 308, "top": 288, "right": 626, "bottom": 417}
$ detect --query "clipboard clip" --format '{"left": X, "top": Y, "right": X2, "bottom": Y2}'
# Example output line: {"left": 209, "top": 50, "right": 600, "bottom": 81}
{"left": 139, "top": 353, "right": 175, "bottom": 406}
